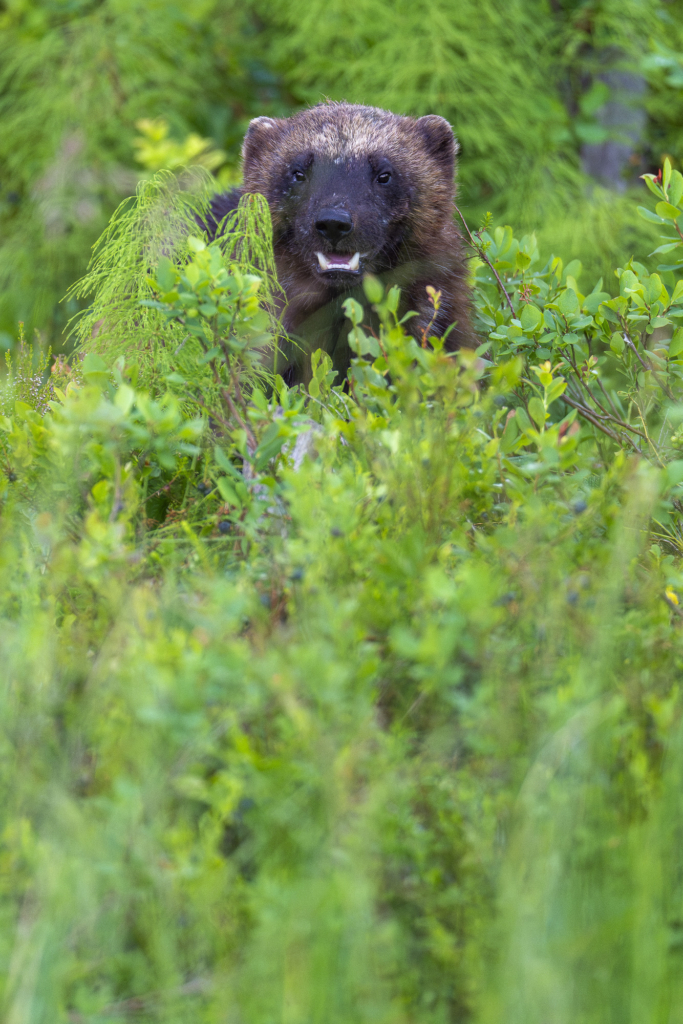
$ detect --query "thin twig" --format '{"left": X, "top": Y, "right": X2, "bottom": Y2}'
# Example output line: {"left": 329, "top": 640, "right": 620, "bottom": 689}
{"left": 563, "top": 395, "right": 641, "bottom": 449}
{"left": 453, "top": 203, "right": 515, "bottom": 316}
{"left": 623, "top": 330, "right": 649, "bottom": 372}
{"left": 635, "top": 395, "right": 667, "bottom": 467}
{"left": 623, "top": 328, "right": 675, "bottom": 401}
{"left": 108, "top": 455, "right": 122, "bottom": 523}
{"left": 197, "top": 334, "right": 258, "bottom": 450}
{"left": 210, "top": 367, "right": 258, "bottom": 451}
{"left": 566, "top": 348, "right": 616, "bottom": 421}
{"left": 192, "top": 394, "right": 233, "bottom": 434}
{"left": 595, "top": 374, "right": 620, "bottom": 417}
{"left": 565, "top": 382, "right": 648, "bottom": 440}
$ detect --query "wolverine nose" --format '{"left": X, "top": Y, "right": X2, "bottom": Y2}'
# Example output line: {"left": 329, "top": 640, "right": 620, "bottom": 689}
{"left": 315, "top": 208, "right": 353, "bottom": 245}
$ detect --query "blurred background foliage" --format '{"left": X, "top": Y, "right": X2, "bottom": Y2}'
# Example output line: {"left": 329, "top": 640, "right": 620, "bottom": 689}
{"left": 5, "top": 0, "right": 683, "bottom": 349}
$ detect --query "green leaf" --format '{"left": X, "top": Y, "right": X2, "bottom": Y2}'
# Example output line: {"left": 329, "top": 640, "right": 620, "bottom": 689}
{"left": 665, "top": 459, "right": 683, "bottom": 487}
{"left": 214, "top": 447, "right": 242, "bottom": 479}
{"left": 197, "top": 346, "right": 220, "bottom": 364}
{"left": 648, "top": 274, "right": 664, "bottom": 304}
{"left": 520, "top": 304, "right": 542, "bottom": 332}
{"left": 664, "top": 157, "right": 673, "bottom": 193}
{"left": 514, "top": 406, "right": 532, "bottom": 434}
{"left": 599, "top": 304, "right": 620, "bottom": 324}
{"left": 545, "top": 378, "right": 567, "bottom": 405}
{"left": 670, "top": 328, "right": 683, "bottom": 358}
{"left": 656, "top": 201, "right": 682, "bottom": 221}
{"left": 670, "top": 169, "right": 683, "bottom": 207}
{"left": 386, "top": 286, "right": 401, "bottom": 314}
{"left": 528, "top": 396, "right": 546, "bottom": 430}
{"left": 641, "top": 175, "right": 665, "bottom": 199}
{"left": 363, "top": 274, "right": 384, "bottom": 304}
{"left": 343, "top": 297, "right": 364, "bottom": 325}
{"left": 563, "top": 259, "right": 582, "bottom": 282}
{"left": 650, "top": 242, "right": 680, "bottom": 255}
{"left": 500, "top": 414, "right": 519, "bottom": 454}
{"left": 114, "top": 384, "right": 134, "bottom": 414}
{"left": 217, "top": 476, "right": 241, "bottom": 507}
{"left": 559, "top": 289, "right": 579, "bottom": 315}
{"left": 583, "top": 292, "right": 610, "bottom": 314}
{"left": 610, "top": 333, "right": 625, "bottom": 355}
{"left": 82, "top": 352, "right": 110, "bottom": 388}
{"left": 515, "top": 250, "right": 532, "bottom": 272}
{"left": 254, "top": 433, "right": 286, "bottom": 470}
{"left": 156, "top": 256, "right": 176, "bottom": 293}
{"left": 637, "top": 206, "right": 666, "bottom": 224}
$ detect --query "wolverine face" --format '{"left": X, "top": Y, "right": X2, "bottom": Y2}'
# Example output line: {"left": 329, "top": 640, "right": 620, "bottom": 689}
{"left": 240, "top": 104, "right": 457, "bottom": 293}
{"left": 271, "top": 150, "right": 412, "bottom": 286}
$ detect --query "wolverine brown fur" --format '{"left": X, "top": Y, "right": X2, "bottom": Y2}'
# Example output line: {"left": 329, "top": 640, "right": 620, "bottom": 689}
{"left": 205, "top": 102, "right": 474, "bottom": 383}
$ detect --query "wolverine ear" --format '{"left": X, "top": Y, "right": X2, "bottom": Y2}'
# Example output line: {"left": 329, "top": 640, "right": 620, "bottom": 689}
{"left": 242, "top": 116, "right": 283, "bottom": 172}
{"left": 415, "top": 115, "right": 458, "bottom": 178}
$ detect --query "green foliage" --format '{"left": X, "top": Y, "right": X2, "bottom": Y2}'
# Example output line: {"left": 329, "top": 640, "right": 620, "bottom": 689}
{"left": 7, "top": 4, "right": 683, "bottom": 1018}
{"left": 66, "top": 174, "right": 280, "bottom": 403}
{"left": 466, "top": 191, "right": 683, "bottom": 491}
{"left": 4, "top": 175, "right": 683, "bottom": 1024}
{"left": 0, "top": 0, "right": 286, "bottom": 347}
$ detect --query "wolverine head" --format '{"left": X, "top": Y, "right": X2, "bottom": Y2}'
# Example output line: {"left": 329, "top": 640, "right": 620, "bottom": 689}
{"left": 240, "top": 103, "right": 458, "bottom": 290}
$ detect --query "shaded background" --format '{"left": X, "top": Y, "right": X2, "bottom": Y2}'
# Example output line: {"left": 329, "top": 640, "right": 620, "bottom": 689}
{"left": 3, "top": 0, "right": 683, "bottom": 349}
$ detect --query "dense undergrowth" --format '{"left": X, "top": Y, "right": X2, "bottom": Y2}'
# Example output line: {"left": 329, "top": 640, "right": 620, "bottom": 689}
{"left": 4, "top": 170, "right": 683, "bottom": 1024}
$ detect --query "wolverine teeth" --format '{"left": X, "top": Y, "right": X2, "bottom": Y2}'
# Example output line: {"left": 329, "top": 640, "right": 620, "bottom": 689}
{"left": 316, "top": 252, "right": 361, "bottom": 272}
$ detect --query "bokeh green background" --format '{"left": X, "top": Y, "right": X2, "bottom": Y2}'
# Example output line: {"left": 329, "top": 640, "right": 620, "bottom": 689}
{"left": 4, "top": 0, "right": 683, "bottom": 350}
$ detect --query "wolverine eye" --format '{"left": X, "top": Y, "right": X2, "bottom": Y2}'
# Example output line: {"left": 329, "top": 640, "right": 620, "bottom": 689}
{"left": 376, "top": 171, "right": 392, "bottom": 184}
{"left": 292, "top": 169, "right": 306, "bottom": 182}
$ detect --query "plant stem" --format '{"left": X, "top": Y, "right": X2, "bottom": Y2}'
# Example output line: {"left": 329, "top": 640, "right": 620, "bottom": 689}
{"left": 563, "top": 394, "right": 640, "bottom": 449}
{"left": 453, "top": 204, "right": 515, "bottom": 316}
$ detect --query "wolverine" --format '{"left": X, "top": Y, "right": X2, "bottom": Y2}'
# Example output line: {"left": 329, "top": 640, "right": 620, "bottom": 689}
{"left": 204, "top": 101, "right": 475, "bottom": 383}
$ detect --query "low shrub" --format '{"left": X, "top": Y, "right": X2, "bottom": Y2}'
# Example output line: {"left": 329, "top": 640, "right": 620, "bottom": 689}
{"left": 1, "top": 170, "right": 683, "bottom": 1023}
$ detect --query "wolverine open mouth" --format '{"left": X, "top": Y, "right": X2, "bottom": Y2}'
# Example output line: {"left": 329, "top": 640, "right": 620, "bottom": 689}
{"left": 316, "top": 251, "right": 361, "bottom": 273}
